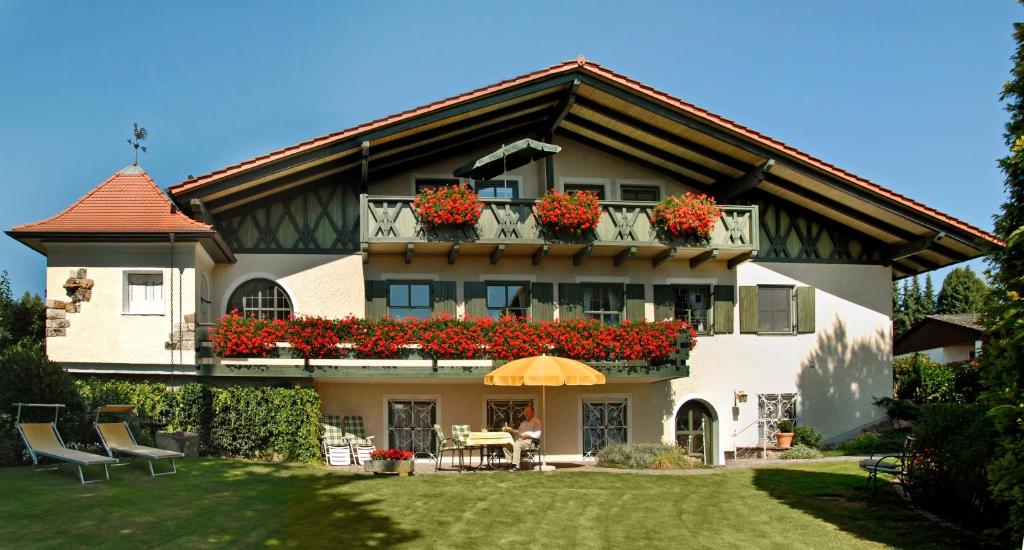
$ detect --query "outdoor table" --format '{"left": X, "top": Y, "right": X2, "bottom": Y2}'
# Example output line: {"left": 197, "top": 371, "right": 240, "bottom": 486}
{"left": 464, "top": 431, "right": 514, "bottom": 470}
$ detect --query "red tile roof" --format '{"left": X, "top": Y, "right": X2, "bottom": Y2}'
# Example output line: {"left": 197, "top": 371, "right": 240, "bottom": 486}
{"left": 11, "top": 165, "right": 213, "bottom": 234}
{"left": 168, "top": 56, "right": 1000, "bottom": 247}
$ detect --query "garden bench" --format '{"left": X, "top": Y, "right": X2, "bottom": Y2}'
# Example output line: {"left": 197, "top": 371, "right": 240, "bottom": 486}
{"left": 859, "top": 435, "right": 916, "bottom": 501}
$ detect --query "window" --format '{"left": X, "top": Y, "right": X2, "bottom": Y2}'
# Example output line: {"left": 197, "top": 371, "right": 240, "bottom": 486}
{"left": 199, "top": 274, "right": 212, "bottom": 323}
{"left": 619, "top": 185, "right": 660, "bottom": 201}
{"left": 564, "top": 183, "right": 606, "bottom": 200}
{"left": 582, "top": 397, "right": 628, "bottom": 456}
{"left": 475, "top": 179, "right": 519, "bottom": 199}
{"left": 486, "top": 282, "right": 530, "bottom": 319}
{"left": 758, "top": 393, "right": 797, "bottom": 440}
{"left": 388, "top": 282, "right": 431, "bottom": 320}
{"left": 387, "top": 399, "right": 437, "bottom": 456}
{"left": 583, "top": 284, "right": 623, "bottom": 325}
{"left": 758, "top": 286, "right": 793, "bottom": 333}
{"left": 123, "top": 272, "right": 164, "bottom": 315}
{"left": 672, "top": 285, "right": 711, "bottom": 334}
{"left": 415, "top": 177, "right": 460, "bottom": 193}
{"left": 227, "top": 278, "right": 292, "bottom": 320}
{"left": 486, "top": 399, "right": 534, "bottom": 430}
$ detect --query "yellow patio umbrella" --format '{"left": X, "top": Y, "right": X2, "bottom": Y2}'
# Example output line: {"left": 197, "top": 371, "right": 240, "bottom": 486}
{"left": 484, "top": 354, "right": 606, "bottom": 470}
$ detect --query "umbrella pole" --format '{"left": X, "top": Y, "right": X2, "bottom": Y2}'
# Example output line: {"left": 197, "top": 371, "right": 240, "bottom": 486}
{"left": 540, "top": 386, "right": 548, "bottom": 471}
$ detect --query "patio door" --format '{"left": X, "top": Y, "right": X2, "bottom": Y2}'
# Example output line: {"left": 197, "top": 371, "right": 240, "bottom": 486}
{"left": 582, "top": 398, "right": 628, "bottom": 457}
{"left": 676, "top": 400, "right": 714, "bottom": 465}
{"left": 387, "top": 399, "right": 436, "bottom": 457}
{"left": 486, "top": 399, "right": 534, "bottom": 430}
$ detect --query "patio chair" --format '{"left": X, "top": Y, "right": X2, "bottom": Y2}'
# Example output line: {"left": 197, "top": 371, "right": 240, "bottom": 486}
{"left": 433, "top": 424, "right": 464, "bottom": 471}
{"left": 321, "top": 415, "right": 352, "bottom": 466}
{"left": 343, "top": 416, "right": 375, "bottom": 464}
{"left": 14, "top": 403, "right": 118, "bottom": 485}
{"left": 94, "top": 405, "right": 184, "bottom": 476}
{"left": 521, "top": 438, "right": 544, "bottom": 470}
{"left": 859, "top": 436, "right": 916, "bottom": 501}
{"left": 451, "top": 424, "right": 472, "bottom": 468}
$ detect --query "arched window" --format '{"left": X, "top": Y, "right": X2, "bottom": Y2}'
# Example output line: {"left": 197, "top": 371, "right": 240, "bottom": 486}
{"left": 227, "top": 278, "right": 292, "bottom": 320}
{"left": 199, "top": 273, "right": 212, "bottom": 323}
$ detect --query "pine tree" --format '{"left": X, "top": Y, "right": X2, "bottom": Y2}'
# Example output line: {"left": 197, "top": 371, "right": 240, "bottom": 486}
{"left": 923, "top": 273, "right": 937, "bottom": 315}
{"left": 980, "top": 10, "right": 1024, "bottom": 538}
{"left": 936, "top": 266, "right": 988, "bottom": 314}
{"left": 905, "top": 275, "right": 926, "bottom": 328}
{"left": 892, "top": 281, "right": 908, "bottom": 336}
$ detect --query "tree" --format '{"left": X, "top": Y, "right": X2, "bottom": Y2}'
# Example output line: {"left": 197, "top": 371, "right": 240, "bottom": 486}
{"left": 892, "top": 281, "right": 909, "bottom": 336}
{"left": 0, "top": 271, "right": 46, "bottom": 350}
{"left": 904, "top": 276, "right": 927, "bottom": 329}
{"left": 0, "top": 271, "right": 13, "bottom": 350}
{"left": 980, "top": 10, "right": 1024, "bottom": 539}
{"left": 923, "top": 274, "right": 937, "bottom": 314}
{"left": 937, "top": 266, "right": 988, "bottom": 314}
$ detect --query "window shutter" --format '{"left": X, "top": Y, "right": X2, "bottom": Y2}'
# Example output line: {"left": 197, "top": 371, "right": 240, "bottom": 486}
{"left": 653, "top": 285, "right": 674, "bottom": 321}
{"left": 531, "top": 282, "right": 554, "bottom": 321}
{"left": 365, "top": 280, "right": 388, "bottom": 320}
{"left": 464, "top": 282, "right": 487, "bottom": 318}
{"left": 432, "top": 281, "right": 457, "bottom": 317}
{"left": 624, "top": 284, "right": 646, "bottom": 321}
{"left": 796, "top": 286, "right": 816, "bottom": 334}
{"left": 713, "top": 285, "right": 735, "bottom": 335}
{"left": 738, "top": 286, "right": 759, "bottom": 334}
{"left": 558, "top": 283, "right": 583, "bottom": 320}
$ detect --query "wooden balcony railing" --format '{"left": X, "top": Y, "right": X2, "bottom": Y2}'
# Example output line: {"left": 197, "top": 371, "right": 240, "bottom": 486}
{"left": 360, "top": 195, "right": 758, "bottom": 265}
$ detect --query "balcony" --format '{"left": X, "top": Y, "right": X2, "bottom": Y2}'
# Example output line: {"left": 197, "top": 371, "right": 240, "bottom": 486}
{"left": 360, "top": 195, "right": 759, "bottom": 266}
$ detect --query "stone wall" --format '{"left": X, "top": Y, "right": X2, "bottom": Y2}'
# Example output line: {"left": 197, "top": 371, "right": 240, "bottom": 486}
{"left": 45, "top": 268, "right": 93, "bottom": 337}
{"left": 167, "top": 313, "right": 196, "bottom": 351}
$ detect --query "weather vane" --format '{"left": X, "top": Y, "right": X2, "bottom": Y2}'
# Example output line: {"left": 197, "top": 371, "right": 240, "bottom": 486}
{"left": 127, "top": 123, "right": 148, "bottom": 165}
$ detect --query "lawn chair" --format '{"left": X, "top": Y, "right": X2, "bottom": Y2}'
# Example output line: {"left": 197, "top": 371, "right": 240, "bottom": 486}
{"left": 321, "top": 415, "right": 352, "bottom": 466}
{"left": 94, "top": 405, "right": 184, "bottom": 476}
{"left": 433, "top": 424, "right": 464, "bottom": 471}
{"left": 343, "top": 416, "right": 375, "bottom": 464}
{"left": 521, "top": 438, "right": 544, "bottom": 470}
{"left": 14, "top": 403, "right": 118, "bottom": 484}
{"left": 859, "top": 436, "right": 916, "bottom": 501}
{"left": 451, "top": 424, "right": 472, "bottom": 468}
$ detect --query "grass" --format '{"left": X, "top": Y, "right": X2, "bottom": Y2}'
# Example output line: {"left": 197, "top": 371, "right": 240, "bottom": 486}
{"left": 0, "top": 458, "right": 984, "bottom": 549}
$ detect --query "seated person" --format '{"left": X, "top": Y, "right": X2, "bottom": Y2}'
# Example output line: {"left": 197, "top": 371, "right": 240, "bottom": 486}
{"left": 502, "top": 404, "right": 542, "bottom": 471}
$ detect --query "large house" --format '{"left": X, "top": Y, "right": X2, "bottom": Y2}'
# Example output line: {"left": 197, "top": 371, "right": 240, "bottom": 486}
{"left": 7, "top": 57, "right": 999, "bottom": 464}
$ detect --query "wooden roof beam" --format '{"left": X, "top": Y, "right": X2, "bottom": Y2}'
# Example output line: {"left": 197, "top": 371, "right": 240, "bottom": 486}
{"left": 557, "top": 129, "right": 707, "bottom": 188}
{"left": 189, "top": 198, "right": 214, "bottom": 225}
{"left": 888, "top": 232, "right": 947, "bottom": 263}
{"left": 689, "top": 248, "right": 719, "bottom": 268}
{"left": 715, "top": 160, "right": 775, "bottom": 201}
{"left": 360, "top": 141, "right": 370, "bottom": 191}
{"left": 546, "top": 79, "right": 580, "bottom": 135}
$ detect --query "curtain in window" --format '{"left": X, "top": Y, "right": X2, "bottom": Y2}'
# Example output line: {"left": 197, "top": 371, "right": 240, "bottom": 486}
{"left": 127, "top": 273, "right": 163, "bottom": 314}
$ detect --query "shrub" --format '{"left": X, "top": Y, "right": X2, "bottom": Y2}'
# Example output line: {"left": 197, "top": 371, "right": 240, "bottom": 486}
{"left": 207, "top": 385, "right": 321, "bottom": 462}
{"left": 74, "top": 378, "right": 174, "bottom": 445}
{"left": 596, "top": 443, "right": 702, "bottom": 470}
{"left": 780, "top": 444, "right": 824, "bottom": 460}
{"left": 651, "top": 192, "right": 721, "bottom": 241}
{"left": 535, "top": 190, "right": 601, "bottom": 235}
{"left": 893, "top": 353, "right": 980, "bottom": 404}
{"left": 792, "top": 425, "right": 823, "bottom": 448}
{"left": 836, "top": 432, "right": 880, "bottom": 455}
{"left": 413, "top": 184, "right": 482, "bottom": 227}
{"left": 873, "top": 396, "right": 919, "bottom": 427}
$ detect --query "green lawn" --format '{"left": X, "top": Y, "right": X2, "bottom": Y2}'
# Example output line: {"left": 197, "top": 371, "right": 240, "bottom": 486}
{"left": 0, "top": 459, "right": 980, "bottom": 549}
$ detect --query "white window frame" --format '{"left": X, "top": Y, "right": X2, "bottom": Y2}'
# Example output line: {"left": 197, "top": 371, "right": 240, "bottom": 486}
{"left": 578, "top": 393, "right": 632, "bottom": 456}
{"left": 557, "top": 177, "right": 611, "bottom": 199}
{"left": 474, "top": 176, "right": 523, "bottom": 199}
{"left": 122, "top": 270, "right": 165, "bottom": 316}
{"left": 616, "top": 179, "right": 665, "bottom": 201}
{"left": 411, "top": 173, "right": 466, "bottom": 194}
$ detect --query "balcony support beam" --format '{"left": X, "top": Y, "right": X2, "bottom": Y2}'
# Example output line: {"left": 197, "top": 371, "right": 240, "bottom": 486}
{"left": 404, "top": 243, "right": 415, "bottom": 264}
{"left": 448, "top": 244, "right": 460, "bottom": 265}
{"left": 361, "top": 243, "right": 369, "bottom": 264}
{"left": 727, "top": 251, "right": 754, "bottom": 269}
{"left": 613, "top": 246, "right": 637, "bottom": 267}
{"left": 715, "top": 159, "right": 774, "bottom": 201}
{"left": 360, "top": 141, "right": 370, "bottom": 192}
{"left": 689, "top": 248, "right": 719, "bottom": 269}
{"left": 652, "top": 247, "right": 678, "bottom": 268}
{"left": 490, "top": 243, "right": 506, "bottom": 265}
{"left": 532, "top": 244, "right": 549, "bottom": 265}
{"left": 573, "top": 244, "right": 593, "bottom": 266}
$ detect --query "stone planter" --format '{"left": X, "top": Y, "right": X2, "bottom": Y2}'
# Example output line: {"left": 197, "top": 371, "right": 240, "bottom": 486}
{"left": 364, "top": 459, "right": 415, "bottom": 476}
{"left": 156, "top": 431, "right": 199, "bottom": 458}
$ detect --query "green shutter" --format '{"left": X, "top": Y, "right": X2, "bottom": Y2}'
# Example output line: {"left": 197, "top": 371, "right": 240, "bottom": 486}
{"left": 653, "top": 285, "right": 674, "bottom": 321}
{"left": 365, "top": 280, "right": 388, "bottom": 321}
{"left": 558, "top": 283, "right": 583, "bottom": 320}
{"left": 432, "top": 281, "right": 457, "bottom": 317}
{"left": 531, "top": 282, "right": 554, "bottom": 321}
{"left": 796, "top": 286, "right": 816, "bottom": 334}
{"left": 739, "top": 286, "right": 759, "bottom": 334}
{"left": 713, "top": 285, "right": 735, "bottom": 335}
{"left": 625, "top": 284, "right": 646, "bottom": 321}
{"left": 464, "top": 282, "right": 487, "bottom": 318}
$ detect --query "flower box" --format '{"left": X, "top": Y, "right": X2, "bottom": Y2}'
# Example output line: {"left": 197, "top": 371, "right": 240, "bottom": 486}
{"left": 535, "top": 190, "right": 601, "bottom": 236}
{"left": 364, "top": 459, "right": 415, "bottom": 476}
{"left": 651, "top": 192, "right": 722, "bottom": 243}
{"left": 413, "top": 184, "right": 482, "bottom": 228}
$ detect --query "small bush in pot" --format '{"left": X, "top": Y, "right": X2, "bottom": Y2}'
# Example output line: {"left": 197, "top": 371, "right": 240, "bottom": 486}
{"left": 775, "top": 419, "right": 795, "bottom": 449}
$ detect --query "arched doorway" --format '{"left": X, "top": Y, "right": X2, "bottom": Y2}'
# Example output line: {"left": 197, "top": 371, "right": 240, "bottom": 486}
{"left": 675, "top": 400, "right": 716, "bottom": 465}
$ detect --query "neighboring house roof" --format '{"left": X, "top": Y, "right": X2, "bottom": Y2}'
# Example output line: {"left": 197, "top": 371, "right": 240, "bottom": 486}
{"left": 8, "top": 165, "right": 234, "bottom": 261}
{"left": 166, "top": 56, "right": 1001, "bottom": 277}
{"left": 894, "top": 313, "right": 984, "bottom": 356}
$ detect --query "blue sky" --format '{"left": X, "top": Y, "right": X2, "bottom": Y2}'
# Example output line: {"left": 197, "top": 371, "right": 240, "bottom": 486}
{"left": 0, "top": 1, "right": 1018, "bottom": 295}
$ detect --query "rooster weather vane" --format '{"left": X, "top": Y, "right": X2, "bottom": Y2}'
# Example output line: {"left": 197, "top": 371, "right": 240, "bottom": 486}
{"left": 127, "top": 123, "right": 148, "bottom": 166}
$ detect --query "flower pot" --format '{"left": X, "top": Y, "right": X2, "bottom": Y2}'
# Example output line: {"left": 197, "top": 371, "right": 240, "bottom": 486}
{"left": 775, "top": 432, "right": 795, "bottom": 449}
{"left": 364, "top": 459, "right": 415, "bottom": 477}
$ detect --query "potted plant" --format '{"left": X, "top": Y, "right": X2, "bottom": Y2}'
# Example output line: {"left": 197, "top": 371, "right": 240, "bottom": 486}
{"left": 775, "top": 419, "right": 795, "bottom": 449}
{"left": 534, "top": 190, "right": 601, "bottom": 238}
{"left": 364, "top": 449, "right": 416, "bottom": 476}
{"left": 650, "top": 192, "right": 722, "bottom": 243}
{"left": 413, "top": 184, "right": 482, "bottom": 228}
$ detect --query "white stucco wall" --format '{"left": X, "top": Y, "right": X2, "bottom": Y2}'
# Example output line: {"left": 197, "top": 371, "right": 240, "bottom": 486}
{"left": 44, "top": 242, "right": 200, "bottom": 365}
{"left": 897, "top": 345, "right": 975, "bottom": 365}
